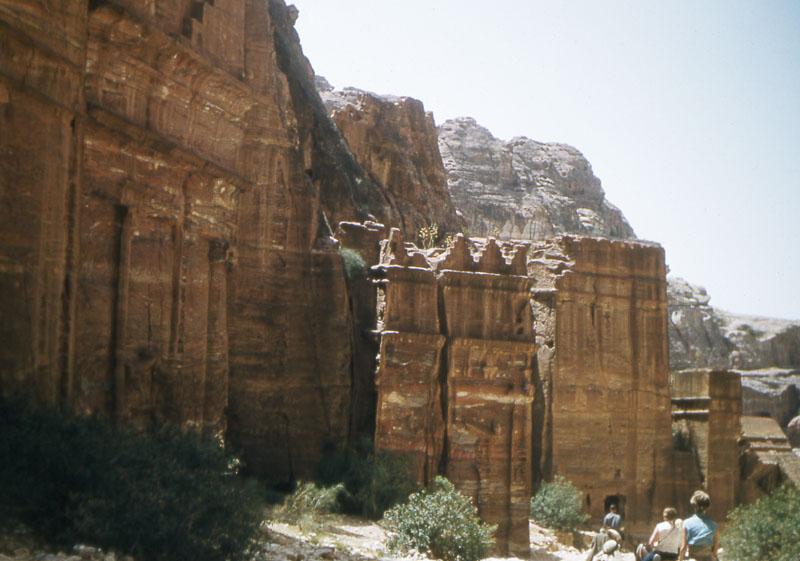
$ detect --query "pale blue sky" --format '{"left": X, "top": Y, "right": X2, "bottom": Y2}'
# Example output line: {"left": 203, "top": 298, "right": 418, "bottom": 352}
{"left": 293, "top": 0, "right": 800, "bottom": 320}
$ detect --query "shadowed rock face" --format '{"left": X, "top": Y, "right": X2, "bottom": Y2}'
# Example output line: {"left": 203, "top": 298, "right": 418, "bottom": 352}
{"left": 319, "top": 82, "right": 465, "bottom": 238}
{"left": 437, "top": 117, "right": 635, "bottom": 240}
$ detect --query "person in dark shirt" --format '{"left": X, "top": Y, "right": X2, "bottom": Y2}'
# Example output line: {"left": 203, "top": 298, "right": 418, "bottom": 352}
{"left": 603, "top": 504, "right": 623, "bottom": 531}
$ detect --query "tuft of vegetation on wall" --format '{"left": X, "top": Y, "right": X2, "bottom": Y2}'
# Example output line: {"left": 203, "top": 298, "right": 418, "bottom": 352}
{"left": 339, "top": 248, "right": 367, "bottom": 281}
{"left": 0, "top": 399, "right": 264, "bottom": 561}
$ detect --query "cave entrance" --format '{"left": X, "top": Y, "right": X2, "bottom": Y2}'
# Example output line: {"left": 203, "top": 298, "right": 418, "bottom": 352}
{"left": 604, "top": 495, "right": 626, "bottom": 519}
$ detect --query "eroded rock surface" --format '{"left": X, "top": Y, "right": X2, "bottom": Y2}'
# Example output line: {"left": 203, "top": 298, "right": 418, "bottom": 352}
{"left": 670, "top": 370, "right": 742, "bottom": 520}
{"left": 669, "top": 278, "right": 800, "bottom": 371}
{"left": 374, "top": 231, "right": 535, "bottom": 556}
{"left": 437, "top": 117, "right": 634, "bottom": 240}
{"left": 529, "top": 237, "right": 673, "bottom": 532}
{"left": 0, "top": 0, "right": 376, "bottom": 481}
{"left": 669, "top": 277, "right": 800, "bottom": 427}
{"left": 320, "top": 83, "right": 465, "bottom": 237}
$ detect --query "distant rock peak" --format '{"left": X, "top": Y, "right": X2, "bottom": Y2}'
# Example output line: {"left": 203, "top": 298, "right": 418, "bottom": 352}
{"left": 437, "top": 116, "right": 635, "bottom": 241}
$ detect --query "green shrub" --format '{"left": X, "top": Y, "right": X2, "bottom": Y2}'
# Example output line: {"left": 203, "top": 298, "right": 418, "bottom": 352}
{"left": 0, "top": 399, "right": 263, "bottom": 561}
{"left": 339, "top": 248, "right": 367, "bottom": 281}
{"left": 720, "top": 485, "right": 800, "bottom": 561}
{"left": 530, "top": 475, "right": 589, "bottom": 531}
{"left": 317, "top": 439, "right": 417, "bottom": 519}
{"left": 384, "top": 476, "right": 495, "bottom": 561}
{"left": 271, "top": 481, "right": 343, "bottom": 527}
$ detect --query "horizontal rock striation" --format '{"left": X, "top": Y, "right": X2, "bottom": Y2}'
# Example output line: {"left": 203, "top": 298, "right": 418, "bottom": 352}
{"left": 319, "top": 82, "right": 465, "bottom": 238}
{"left": 438, "top": 117, "right": 634, "bottom": 240}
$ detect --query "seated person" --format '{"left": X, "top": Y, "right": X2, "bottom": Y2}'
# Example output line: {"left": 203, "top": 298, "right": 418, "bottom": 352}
{"left": 642, "top": 507, "right": 682, "bottom": 561}
{"left": 679, "top": 491, "right": 719, "bottom": 561}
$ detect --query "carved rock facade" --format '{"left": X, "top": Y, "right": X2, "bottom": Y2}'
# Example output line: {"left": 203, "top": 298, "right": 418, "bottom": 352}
{"left": 0, "top": 0, "right": 371, "bottom": 480}
{"left": 373, "top": 231, "right": 535, "bottom": 556}
{"left": 670, "top": 370, "right": 742, "bottom": 520}
{"left": 528, "top": 237, "right": 673, "bottom": 532}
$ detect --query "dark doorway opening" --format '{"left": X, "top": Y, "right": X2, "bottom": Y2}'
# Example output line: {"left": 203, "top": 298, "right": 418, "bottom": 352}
{"left": 604, "top": 495, "right": 626, "bottom": 518}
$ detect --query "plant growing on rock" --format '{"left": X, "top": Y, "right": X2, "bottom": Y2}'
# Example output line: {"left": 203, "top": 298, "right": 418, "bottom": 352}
{"left": 720, "top": 484, "right": 800, "bottom": 561}
{"left": 339, "top": 247, "right": 367, "bottom": 281}
{"left": 417, "top": 222, "right": 440, "bottom": 249}
{"left": 384, "top": 476, "right": 495, "bottom": 561}
{"left": 530, "top": 475, "right": 589, "bottom": 531}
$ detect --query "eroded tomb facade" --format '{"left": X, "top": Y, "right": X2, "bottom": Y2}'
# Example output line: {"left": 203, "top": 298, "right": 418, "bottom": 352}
{"left": 373, "top": 230, "right": 535, "bottom": 556}
{"left": 527, "top": 237, "right": 674, "bottom": 532}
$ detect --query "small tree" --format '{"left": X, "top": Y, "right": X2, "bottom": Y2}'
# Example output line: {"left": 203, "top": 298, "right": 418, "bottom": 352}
{"left": 530, "top": 476, "right": 589, "bottom": 531}
{"left": 384, "top": 476, "right": 495, "bottom": 561}
{"left": 720, "top": 485, "right": 800, "bottom": 561}
{"left": 417, "top": 223, "right": 439, "bottom": 249}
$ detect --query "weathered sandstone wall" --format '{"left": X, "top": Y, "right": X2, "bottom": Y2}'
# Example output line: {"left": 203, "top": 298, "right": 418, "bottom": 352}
{"left": 0, "top": 0, "right": 372, "bottom": 480}
{"left": 374, "top": 231, "right": 535, "bottom": 556}
{"left": 670, "top": 370, "right": 742, "bottom": 520}
{"left": 529, "top": 237, "right": 673, "bottom": 531}
{"left": 739, "top": 416, "right": 800, "bottom": 504}
{"left": 320, "top": 84, "right": 465, "bottom": 238}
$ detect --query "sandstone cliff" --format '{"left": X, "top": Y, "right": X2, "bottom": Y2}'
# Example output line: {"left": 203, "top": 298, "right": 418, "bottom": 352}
{"left": 668, "top": 277, "right": 800, "bottom": 425}
{"left": 437, "top": 117, "right": 634, "bottom": 240}
{"left": 319, "top": 81, "right": 465, "bottom": 238}
{"left": 435, "top": 117, "right": 800, "bottom": 419}
{"left": 0, "top": 0, "right": 399, "bottom": 483}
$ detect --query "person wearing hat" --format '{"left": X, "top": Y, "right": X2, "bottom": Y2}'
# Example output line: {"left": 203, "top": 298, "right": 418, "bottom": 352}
{"left": 678, "top": 490, "right": 718, "bottom": 561}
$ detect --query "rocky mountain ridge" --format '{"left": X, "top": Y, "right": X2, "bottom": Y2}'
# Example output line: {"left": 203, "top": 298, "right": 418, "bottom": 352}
{"left": 314, "top": 83, "right": 800, "bottom": 397}
{"left": 437, "top": 117, "right": 635, "bottom": 240}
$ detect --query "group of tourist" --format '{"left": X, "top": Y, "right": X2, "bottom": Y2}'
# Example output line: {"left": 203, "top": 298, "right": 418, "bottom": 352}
{"left": 585, "top": 490, "right": 719, "bottom": 561}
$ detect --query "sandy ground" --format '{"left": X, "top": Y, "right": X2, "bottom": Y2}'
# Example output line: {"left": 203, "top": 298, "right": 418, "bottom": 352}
{"left": 265, "top": 515, "right": 636, "bottom": 561}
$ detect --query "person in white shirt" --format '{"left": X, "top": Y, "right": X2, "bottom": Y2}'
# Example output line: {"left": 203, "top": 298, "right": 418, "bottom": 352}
{"left": 642, "top": 507, "right": 682, "bottom": 561}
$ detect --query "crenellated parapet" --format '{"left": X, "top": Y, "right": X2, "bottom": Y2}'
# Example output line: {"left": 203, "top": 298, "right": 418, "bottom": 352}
{"left": 373, "top": 228, "right": 535, "bottom": 556}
